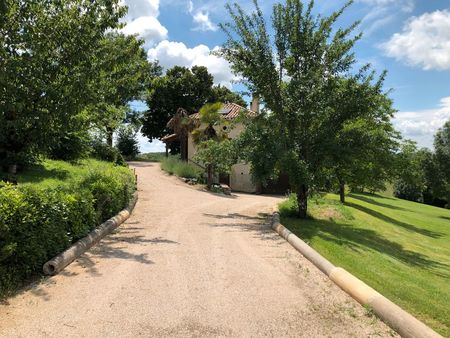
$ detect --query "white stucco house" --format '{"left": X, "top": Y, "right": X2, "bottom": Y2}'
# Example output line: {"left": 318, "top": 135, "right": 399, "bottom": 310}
{"left": 162, "top": 100, "right": 260, "bottom": 193}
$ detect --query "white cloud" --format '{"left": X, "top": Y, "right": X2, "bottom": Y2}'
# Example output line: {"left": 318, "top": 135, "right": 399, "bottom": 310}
{"left": 394, "top": 97, "right": 450, "bottom": 148}
{"left": 358, "top": 0, "right": 414, "bottom": 35}
{"left": 137, "top": 132, "right": 165, "bottom": 152}
{"left": 192, "top": 11, "right": 217, "bottom": 31}
{"left": 123, "top": 0, "right": 159, "bottom": 19}
{"left": 382, "top": 10, "right": 450, "bottom": 70}
{"left": 120, "top": 0, "right": 168, "bottom": 46}
{"left": 187, "top": 1, "right": 217, "bottom": 32}
{"left": 147, "top": 40, "right": 238, "bottom": 88}
{"left": 187, "top": 0, "right": 194, "bottom": 13}
{"left": 121, "top": 16, "right": 168, "bottom": 45}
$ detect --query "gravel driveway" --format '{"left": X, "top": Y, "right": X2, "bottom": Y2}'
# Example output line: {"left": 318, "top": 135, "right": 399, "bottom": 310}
{"left": 0, "top": 162, "right": 396, "bottom": 337}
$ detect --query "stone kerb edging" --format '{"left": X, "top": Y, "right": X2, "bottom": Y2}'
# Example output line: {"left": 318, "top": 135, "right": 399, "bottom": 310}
{"left": 271, "top": 212, "right": 442, "bottom": 338}
{"left": 43, "top": 192, "right": 138, "bottom": 275}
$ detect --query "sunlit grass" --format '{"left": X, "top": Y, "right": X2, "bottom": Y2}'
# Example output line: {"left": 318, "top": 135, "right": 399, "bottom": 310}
{"left": 279, "top": 193, "right": 450, "bottom": 336}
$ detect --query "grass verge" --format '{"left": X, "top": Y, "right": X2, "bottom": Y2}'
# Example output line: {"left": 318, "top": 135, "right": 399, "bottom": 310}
{"left": 279, "top": 193, "right": 450, "bottom": 336}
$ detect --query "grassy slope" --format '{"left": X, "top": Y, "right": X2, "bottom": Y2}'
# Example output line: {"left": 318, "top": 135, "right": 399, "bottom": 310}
{"left": 280, "top": 193, "right": 450, "bottom": 336}
{"left": 16, "top": 158, "right": 132, "bottom": 189}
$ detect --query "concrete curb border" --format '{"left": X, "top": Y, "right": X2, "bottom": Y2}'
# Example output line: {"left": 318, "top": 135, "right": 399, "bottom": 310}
{"left": 43, "top": 192, "right": 138, "bottom": 275}
{"left": 271, "top": 212, "right": 442, "bottom": 338}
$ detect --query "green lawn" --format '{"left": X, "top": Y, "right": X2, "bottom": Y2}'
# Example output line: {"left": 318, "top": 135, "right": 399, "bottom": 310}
{"left": 279, "top": 193, "right": 450, "bottom": 336}
{"left": 134, "top": 152, "right": 166, "bottom": 162}
{"left": 14, "top": 158, "right": 133, "bottom": 190}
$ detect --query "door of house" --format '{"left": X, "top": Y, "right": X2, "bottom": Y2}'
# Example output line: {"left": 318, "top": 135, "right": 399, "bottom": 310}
{"left": 219, "top": 173, "right": 230, "bottom": 186}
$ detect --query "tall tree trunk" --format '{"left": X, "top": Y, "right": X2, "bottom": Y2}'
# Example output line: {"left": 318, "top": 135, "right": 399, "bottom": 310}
{"left": 207, "top": 164, "right": 213, "bottom": 189}
{"left": 296, "top": 184, "right": 308, "bottom": 219}
{"left": 339, "top": 181, "right": 345, "bottom": 204}
{"left": 106, "top": 127, "right": 114, "bottom": 147}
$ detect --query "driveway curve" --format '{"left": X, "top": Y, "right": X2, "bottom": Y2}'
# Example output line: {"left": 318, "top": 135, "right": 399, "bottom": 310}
{"left": 0, "top": 162, "right": 396, "bottom": 337}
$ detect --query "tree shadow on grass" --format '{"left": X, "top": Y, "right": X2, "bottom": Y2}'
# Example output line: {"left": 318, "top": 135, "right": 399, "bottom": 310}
{"left": 349, "top": 194, "right": 407, "bottom": 211}
{"left": 440, "top": 216, "right": 450, "bottom": 221}
{"left": 345, "top": 202, "right": 445, "bottom": 238}
{"left": 282, "top": 217, "right": 449, "bottom": 278}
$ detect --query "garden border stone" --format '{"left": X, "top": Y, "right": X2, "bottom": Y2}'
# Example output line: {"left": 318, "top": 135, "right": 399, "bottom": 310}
{"left": 43, "top": 192, "right": 138, "bottom": 275}
{"left": 271, "top": 212, "right": 442, "bottom": 338}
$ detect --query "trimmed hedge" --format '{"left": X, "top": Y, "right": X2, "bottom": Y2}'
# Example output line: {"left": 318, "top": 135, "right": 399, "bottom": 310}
{"left": 0, "top": 164, "right": 135, "bottom": 298}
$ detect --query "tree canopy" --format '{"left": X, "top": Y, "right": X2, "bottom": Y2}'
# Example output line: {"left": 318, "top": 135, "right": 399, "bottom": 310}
{"left": 141, "top": 66, "right": 246, "bottom": 144}
{"left": 0, "top": 0, "right": 126, "bottom": 172}
{"left": 220, "top": 0, "right": 399, "bottom": 217}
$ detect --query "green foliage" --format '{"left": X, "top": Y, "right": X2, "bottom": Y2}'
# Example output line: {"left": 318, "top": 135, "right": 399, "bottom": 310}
{"left": 393, "top": 141, "right": 427, "bottom": 202}
{"left": 0, "top": 159, "right": 135, "bottom": 297}
{"left": 393, "top": 138, "right": 449, "bottom": 208}
{"left": 142, "top": 66, "right": 214, "bottom": 142}
{"left": 191, "top": 102, "right": 230, "bottom": 144}
{"left": 433, "top": 120, "right": 450, "bottom": 204}
{"left": 220, "top": 0, "right": 398, "bottom": 216}
{"left": 160, "top": 157, "right": 202, "bottom": 179}
{"left": 193, "top": 139, "right": 237, "bottom": 175}
{"left": 0, "top": 0, "right": 126, "bottom": 169}
{"left": 90, "top": 138, "right": 125, "bottom": 166}
{"left": 88, "top": 33, "right": 158, "bottom": 144}
{"left": 326, "top": 78, "right": 400, "bottom": 200}
{"left": 209, "top": 85, "right": 247, "bottom": 107}
{"left": 141, "top": 66, "right": 245, "bottom": 146}
{"left": 49, "top": 129, "right": 92, "bottom": 162}
{"left": 279, "top": 193, "right": 450, "bottom": 336}
{"left": 80, "top": 170, "right": 135, "bottom": 223}
{"left": 116, "top": 125, "right": 140, "bottom": 160}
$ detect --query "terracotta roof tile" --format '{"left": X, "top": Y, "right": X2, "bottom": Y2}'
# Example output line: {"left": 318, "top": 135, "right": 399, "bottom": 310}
{"left": 189, "top": 102, "right": 257, "bottom": 121}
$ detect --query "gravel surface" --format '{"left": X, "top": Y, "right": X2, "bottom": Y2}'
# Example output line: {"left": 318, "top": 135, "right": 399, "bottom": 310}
{"left": 0, "top": 162, "right": 397, "bottom": 337}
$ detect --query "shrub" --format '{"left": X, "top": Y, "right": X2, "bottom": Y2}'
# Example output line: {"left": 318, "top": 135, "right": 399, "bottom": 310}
{"left": 116, "top": 126, "right": 140, "bottom": 160}
{"left": 161, "top": 157, "right": 202, "bottom": 179}
{"left": 50, "top": 130, "right": 91, "bottom": 162}
{"left": 90, "top": 139, "right": 125, "bottom": 166}
{"left": 80, "top": 169, "right": 135, "bottom": 223}
{"left": 0, "top": 163, "right": 135, "bottom": 298}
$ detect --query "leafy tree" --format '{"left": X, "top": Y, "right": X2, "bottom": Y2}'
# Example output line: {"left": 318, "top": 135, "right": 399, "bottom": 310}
{"left": 431, "top": 121, "right": 450, "bottom": 206}
{"left": 0, "top": 0, "right": 125, "bottom": 173}
{"left": 219, "top": 0, "right": 370, "bottom": 217}
{"left": 434, "top": 121, "right": 450, "bottom": 184}
{"left": 142, "top": 66, "right": 214, "bottom": 143}
{"left": 192, "top": 103, "right": 236, "bottom": 188}
{"left": 393, "top": 141, "right": 427, "bottom": 202}
{"left": 326, "top": 75, "right": 399, "bottom": 203}
{"left": 194, "top": 139, "right": 237, "bottom": 188}
{"left": 141, "top": 66, "right": 246, "bottom": 149}
{"left": 116, "top": 125, "right": 140, "bottom": 160}
{"left": 89, "top": 33, "right": 158, "bottom": 146}
{"left": 209, "top": 85, "right": 247, "bottom": 107}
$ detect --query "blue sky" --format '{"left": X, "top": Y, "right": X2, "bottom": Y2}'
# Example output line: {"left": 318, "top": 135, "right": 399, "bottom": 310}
{"left": 121, "top": 0, "right": 450, "bottom": 151}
